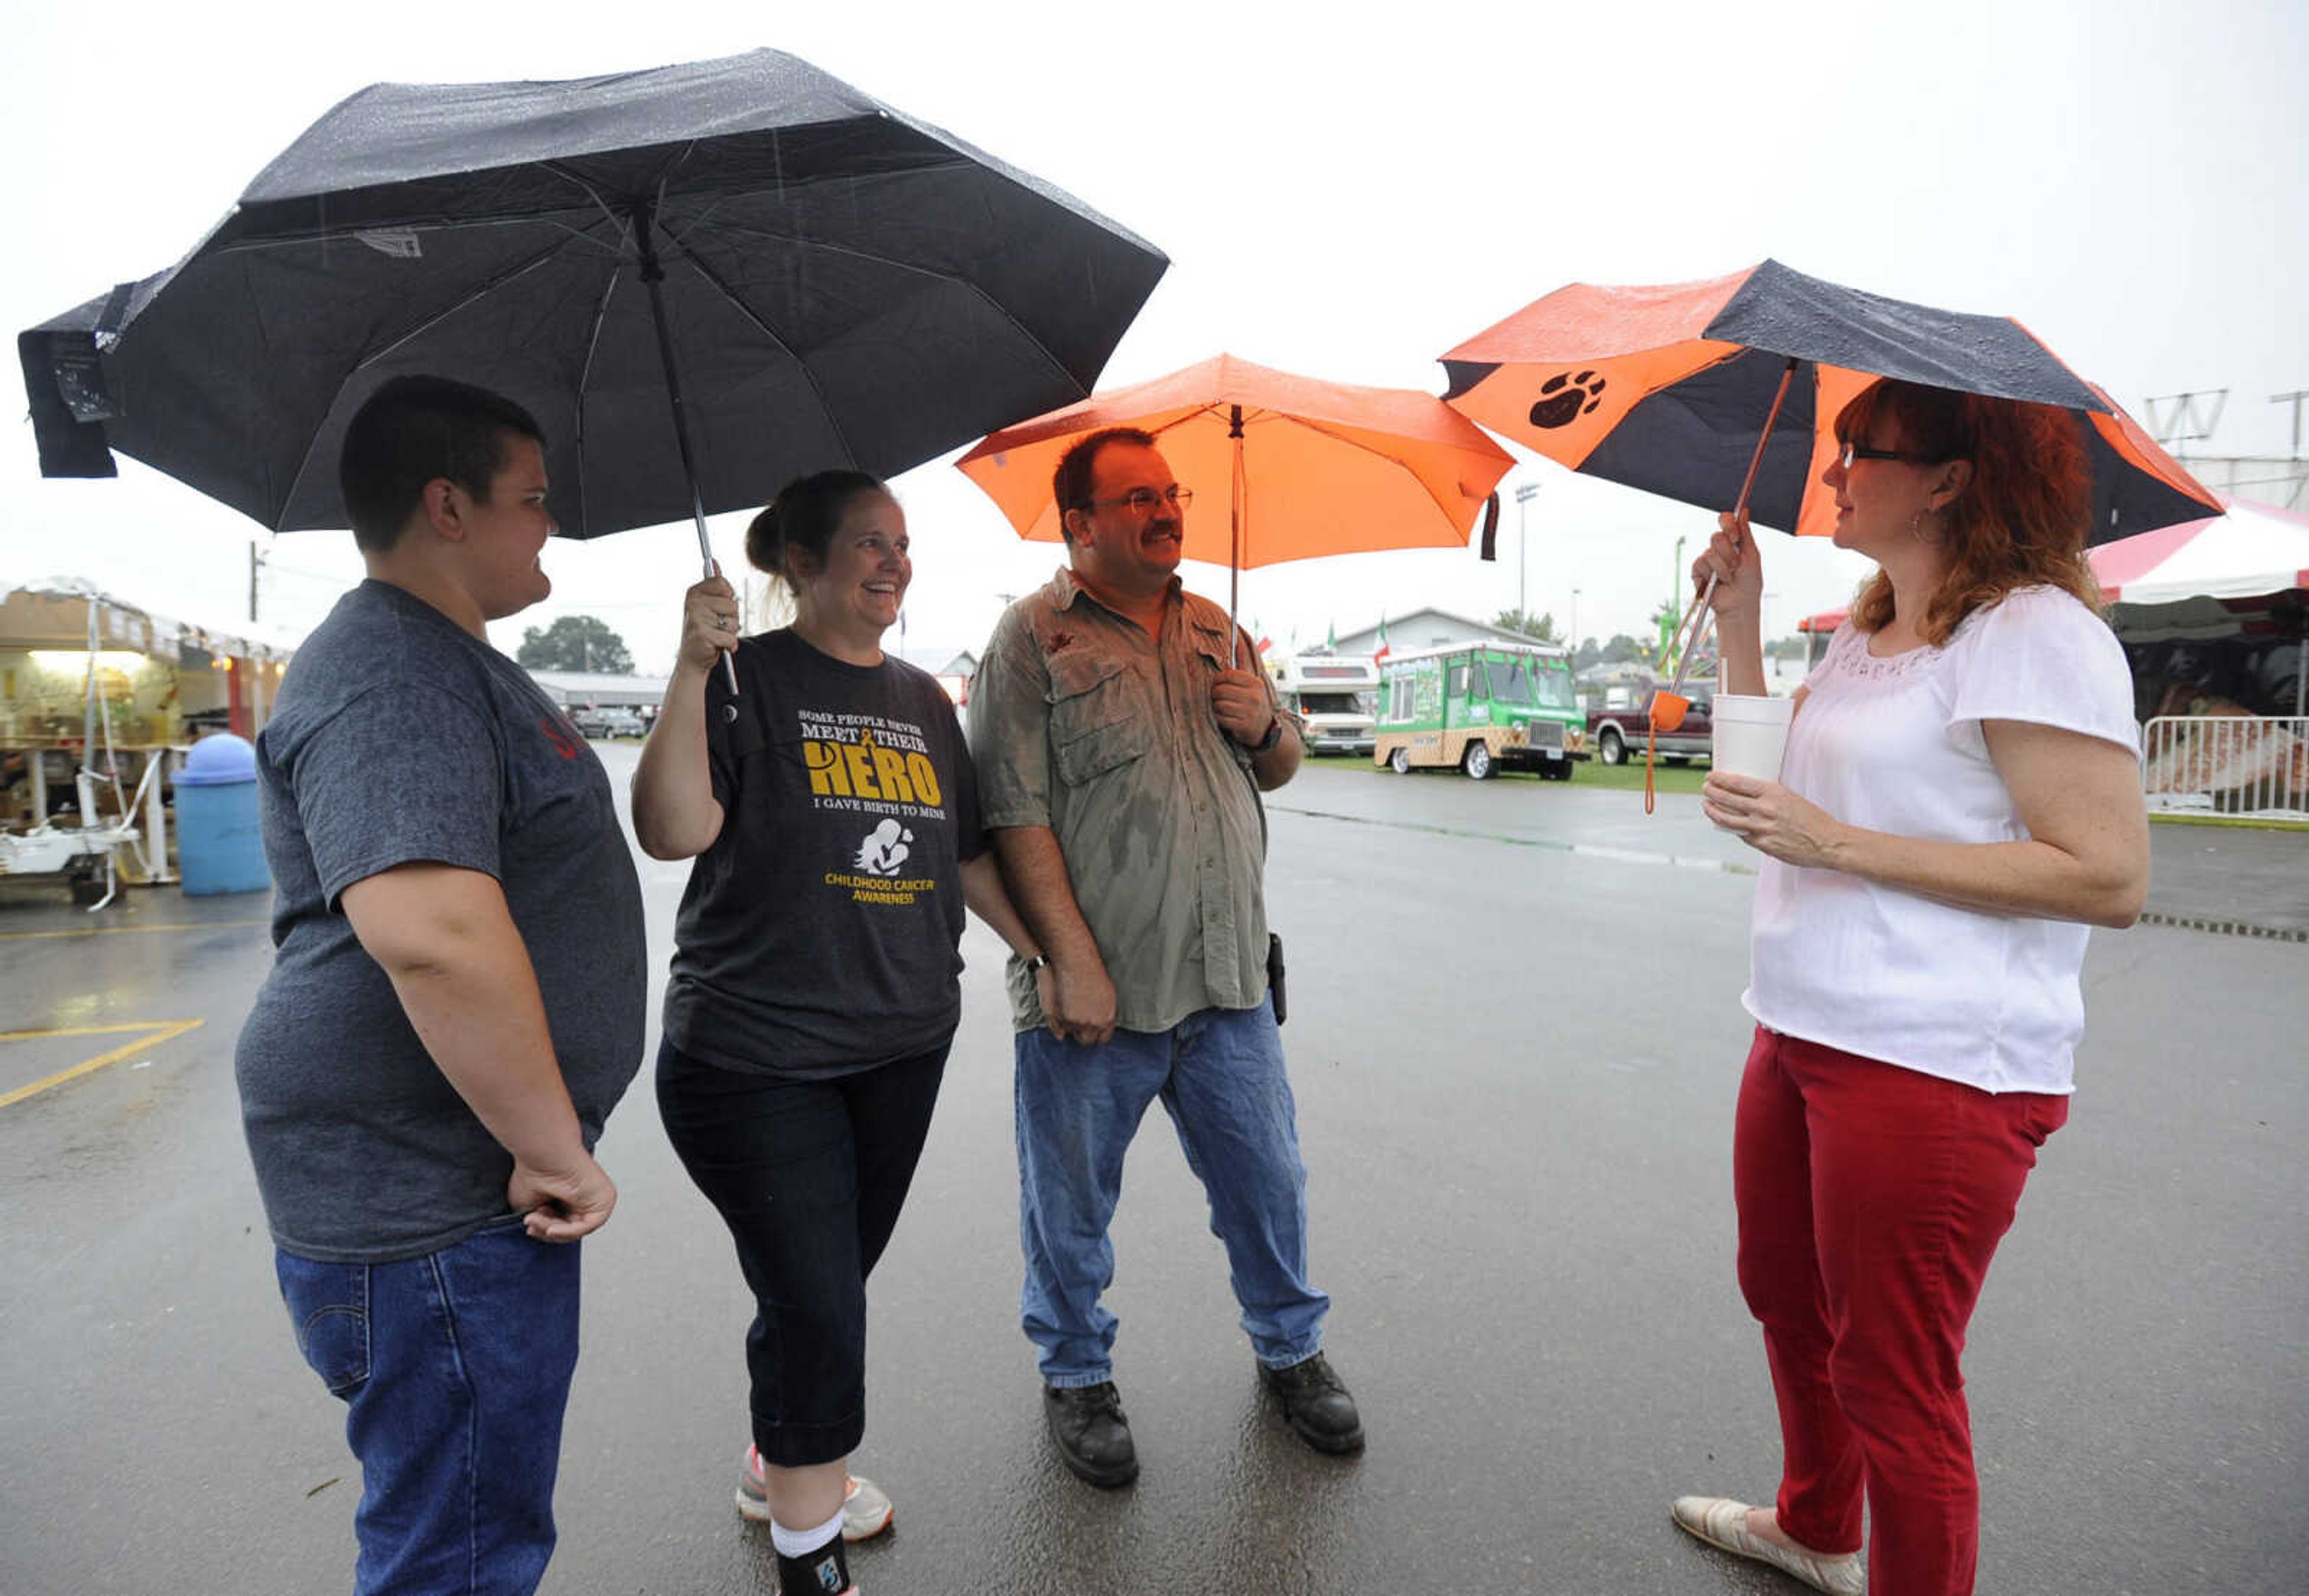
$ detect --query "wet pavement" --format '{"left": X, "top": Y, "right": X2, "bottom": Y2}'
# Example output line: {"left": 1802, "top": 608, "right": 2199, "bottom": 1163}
{"left": 2, "top": 753, "right": 2303, "bottom": 1594}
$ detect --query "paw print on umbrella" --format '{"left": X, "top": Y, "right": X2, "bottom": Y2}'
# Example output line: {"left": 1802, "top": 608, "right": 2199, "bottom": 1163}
{"left": 1530, "top": 370, "right": 1606, "bottom": 429}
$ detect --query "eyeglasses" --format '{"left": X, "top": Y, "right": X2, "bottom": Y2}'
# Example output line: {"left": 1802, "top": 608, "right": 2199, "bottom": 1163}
{"left": 1838, "top": 441, "right": 1940, "bottom": 470}
{"left": 1082, "top": 485, "right": 1194, "bottom": 516}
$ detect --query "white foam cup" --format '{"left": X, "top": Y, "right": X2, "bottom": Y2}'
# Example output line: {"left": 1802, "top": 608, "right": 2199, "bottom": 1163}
{"left": 1711, "top": 693, "right": 1795, "bottom": 782}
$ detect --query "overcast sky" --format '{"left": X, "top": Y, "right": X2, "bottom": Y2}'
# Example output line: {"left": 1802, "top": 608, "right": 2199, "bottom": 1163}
{"left": 4, "top": 0, "right": 2302, "bottom": 671}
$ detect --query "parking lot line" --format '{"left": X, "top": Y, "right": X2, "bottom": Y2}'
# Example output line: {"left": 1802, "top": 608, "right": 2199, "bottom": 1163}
{"left": 0, "top": 1019, "right": 205, "bottom": 1110}
{"left": 0, "top": 918, "right": 270, "bottom": 942}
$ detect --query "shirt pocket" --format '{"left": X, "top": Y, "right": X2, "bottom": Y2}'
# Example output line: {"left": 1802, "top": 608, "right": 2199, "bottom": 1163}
{"left": 1188, "top": 618, "right": 1236, "bottom": 677}
{"left": 1048, "top": 652, "right": 1149, "bottom": 785}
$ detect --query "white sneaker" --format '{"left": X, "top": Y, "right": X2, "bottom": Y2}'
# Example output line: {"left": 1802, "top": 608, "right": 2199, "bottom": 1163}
{"left": 1670, "top": 1496, "right": 1865, "bottom": 1595}
{"left": 736, "top": 1444, "right": 897, "bottom": 1542}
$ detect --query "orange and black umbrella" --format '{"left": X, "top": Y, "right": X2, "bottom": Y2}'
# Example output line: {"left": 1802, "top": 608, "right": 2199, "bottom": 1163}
{"left": 1438, "top": 259, "right": 2215, "bottom": 547}
{"left": 958, "top": 354, "right": 1513, "bottom": 654}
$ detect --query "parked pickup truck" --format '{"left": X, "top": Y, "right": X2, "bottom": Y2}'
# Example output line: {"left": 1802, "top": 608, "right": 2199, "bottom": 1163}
{"left": 1583, "top": 680, "right": 1714, "bottom": 766}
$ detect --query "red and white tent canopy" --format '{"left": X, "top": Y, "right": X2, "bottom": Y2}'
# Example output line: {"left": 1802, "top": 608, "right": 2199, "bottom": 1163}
{"left": 1800, "top": 494, "right": 2309, "bottom": 632}
{"left": 2091, "top": 494, "right": 2309, "bottom": 604}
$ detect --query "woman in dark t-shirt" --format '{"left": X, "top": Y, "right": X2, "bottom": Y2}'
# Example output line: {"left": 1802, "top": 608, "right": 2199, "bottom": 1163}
{"left": 633, "top": 471, "right": 1048, "bottom": 1596}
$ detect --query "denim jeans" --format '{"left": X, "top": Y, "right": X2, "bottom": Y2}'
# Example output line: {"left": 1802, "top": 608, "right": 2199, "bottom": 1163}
{"left": 1015, "top": 997, "right": 1330, "bottom": 1386}
{"left": 274, "top": 1217, "right": 582, "bottom": 1596}
{"left": 655, "top": 1036, "right": 950, "bottom": 1467}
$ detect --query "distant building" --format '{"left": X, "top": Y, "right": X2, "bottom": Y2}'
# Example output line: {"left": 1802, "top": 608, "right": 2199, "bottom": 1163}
{"left": 525, "top": 669, "right": 669, "bottom": 713}
{"left": 1331, "top": 607, "right": 1550, "bottom": 656}
{"left": 896, "top": 646, "right": 978, "bottom": 705}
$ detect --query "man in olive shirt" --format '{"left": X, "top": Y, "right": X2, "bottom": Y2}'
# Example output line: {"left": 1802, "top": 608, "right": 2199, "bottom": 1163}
{"left": 968, "top": 428, "right": 1362, "bottom": 1488}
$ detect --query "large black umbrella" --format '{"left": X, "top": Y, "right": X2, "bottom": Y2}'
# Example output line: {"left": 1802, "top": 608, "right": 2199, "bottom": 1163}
{"left": 19, "top": 48, "right": 1168, "bottom": 556}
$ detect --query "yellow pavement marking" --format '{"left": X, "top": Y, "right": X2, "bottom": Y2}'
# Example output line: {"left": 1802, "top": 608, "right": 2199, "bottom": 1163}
{"left": 0, "top": 1019, "right": 205, "bottom": 1110}
{"left": 0, "top": 918, "right": 269, "bottom": 942}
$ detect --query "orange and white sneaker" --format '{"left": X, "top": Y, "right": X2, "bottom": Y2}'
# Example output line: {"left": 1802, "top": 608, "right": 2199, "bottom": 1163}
{"left": 737, "top": 1444, "right": 896, "bottom": 1542}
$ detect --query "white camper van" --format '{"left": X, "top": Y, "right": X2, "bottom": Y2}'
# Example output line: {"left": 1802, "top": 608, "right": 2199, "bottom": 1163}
{"left": 1271, "top": 653, "right": 1380, "bottom": 757}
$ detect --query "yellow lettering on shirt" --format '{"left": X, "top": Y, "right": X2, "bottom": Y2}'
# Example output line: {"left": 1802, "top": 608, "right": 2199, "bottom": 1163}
{"left": 803, "top": 740, "right": 849, "bottom": 797}
{"left": 843, "top": 741, "right": 882, "bottom": 799}
{"left": 871, "top": 745, "right": 915, "bottom": 804}
{"left": 905, "top": 752, "right": 942, "bottom": 807}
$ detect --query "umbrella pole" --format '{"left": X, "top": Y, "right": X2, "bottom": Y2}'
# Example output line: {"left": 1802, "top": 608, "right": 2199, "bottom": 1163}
{"left": 1663, "top": 357, "right": 1799, "bottom": 702}
{"left": 632, "top": 200, "right": 741, "bottom": 696}
{"left": 1228, "top": 405, "right": 1245, "bottom": 668}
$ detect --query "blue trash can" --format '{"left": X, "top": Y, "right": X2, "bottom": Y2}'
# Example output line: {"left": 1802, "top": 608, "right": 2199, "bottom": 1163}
{"left": 174, "top": 734, "right": 270, "bottom": 895}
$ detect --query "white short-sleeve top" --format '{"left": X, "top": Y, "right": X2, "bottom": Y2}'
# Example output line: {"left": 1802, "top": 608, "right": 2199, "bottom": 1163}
{"left": 1743, "top": 585, "right": 2139, "bottom": 1095}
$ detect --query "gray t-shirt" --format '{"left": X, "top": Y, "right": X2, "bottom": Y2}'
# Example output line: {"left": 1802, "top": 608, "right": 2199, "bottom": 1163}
{"left": 235, "top": 580, "right": 646, "bottom": 1263}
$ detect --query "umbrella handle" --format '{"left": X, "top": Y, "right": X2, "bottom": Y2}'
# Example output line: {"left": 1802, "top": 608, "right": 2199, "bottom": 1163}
{"left": 701, "top": 548, "right": 738, "bottom": 694}
{"left": 1661, "top": 571, "right": 1718, "bottom": 703}
{"left": 1662, "top": 356, "right": 1797, "bottom": 704}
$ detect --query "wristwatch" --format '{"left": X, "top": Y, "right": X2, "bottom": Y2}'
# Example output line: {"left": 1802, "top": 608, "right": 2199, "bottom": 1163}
{"left": 1251, "top": 716, "right": 1285, "bottom": 754}
{"left": 1022, "top": 952, "right": 1051, "bottom": 972}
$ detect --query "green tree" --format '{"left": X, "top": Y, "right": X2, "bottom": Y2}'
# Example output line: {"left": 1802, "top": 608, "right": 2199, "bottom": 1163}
{"left": 1489, "top": 607, "right": 1560, "bottom": 643}
{"left": 517, "top": 615, "right": 633, "bottom": 674}
{"left": 1599, "top": 633, "right": 1646, "bottom": 665}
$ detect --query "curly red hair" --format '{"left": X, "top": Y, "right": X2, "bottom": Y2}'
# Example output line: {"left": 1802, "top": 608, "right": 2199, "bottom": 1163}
{"left": 1840, "top": 380, "right": 2102, "bottom": 645}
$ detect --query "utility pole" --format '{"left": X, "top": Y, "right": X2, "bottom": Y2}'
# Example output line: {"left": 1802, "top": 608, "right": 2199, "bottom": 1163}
{"left": 2275, "top": 391, "right": 2309, "bottom": 458}
{"left": 248, "top": 541, "right": 261, "bottom": 624}
{"left": 1514, "top": 483, "right": 1539, "bottom": 628}
{"left": 2145, "top": 390, "right": 2228, "bottom": 456}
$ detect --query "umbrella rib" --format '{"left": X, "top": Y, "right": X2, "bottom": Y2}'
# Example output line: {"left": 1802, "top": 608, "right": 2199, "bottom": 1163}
{"left": 655, "top": 227, "right": 862, "bottom": 465}
{"left": 269, "top": 224, "right": 613, "bottom": 521}
{"left": 1259, "top": 411, "right": 1476, "bottom": 528}
{"left": 357, "top": 225, "right": 615, "bottom": 370}
{"left": 569, "top": 259, "right": 627, "bottom": 541}
{"left": 706, "top": 221, "right": 1084, "bottom": 393}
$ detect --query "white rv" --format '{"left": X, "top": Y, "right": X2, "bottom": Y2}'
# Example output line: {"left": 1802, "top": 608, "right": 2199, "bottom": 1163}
{"left": 1271, "top": 653, "right": 1381, "bottom": 756}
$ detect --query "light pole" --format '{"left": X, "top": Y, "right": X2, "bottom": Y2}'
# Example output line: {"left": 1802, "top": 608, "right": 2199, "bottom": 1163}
{"left": 1515, "top": 483, "right": 1540, "bottom": 628}
{"left": 1571, "top": 588, "right": 1581, "bottom": 655}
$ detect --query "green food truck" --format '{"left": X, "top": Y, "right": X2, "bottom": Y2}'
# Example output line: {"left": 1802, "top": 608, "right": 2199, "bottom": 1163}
{"left": 1372, "top": 641, "right": 1585, "bottom": 779}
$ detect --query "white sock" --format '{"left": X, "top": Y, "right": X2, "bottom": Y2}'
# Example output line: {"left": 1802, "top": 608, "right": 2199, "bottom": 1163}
{"left": 769, "top": 1504, "right": 847, "bottom": 1560}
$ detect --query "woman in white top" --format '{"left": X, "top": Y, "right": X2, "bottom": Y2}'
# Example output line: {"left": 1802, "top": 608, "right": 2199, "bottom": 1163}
{"left": 1667, "top": 379, "right": 2150, "bottom": 1596}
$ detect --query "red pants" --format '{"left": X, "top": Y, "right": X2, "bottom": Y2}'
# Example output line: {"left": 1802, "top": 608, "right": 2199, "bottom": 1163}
{"left": 1734, "top": 1026, "right": 2067, "bottom": 1596}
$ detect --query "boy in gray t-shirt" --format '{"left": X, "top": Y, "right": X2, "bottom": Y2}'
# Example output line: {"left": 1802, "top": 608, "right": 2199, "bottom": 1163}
{"left": 234, "top": 376, "right": 644, "bottom": 1596}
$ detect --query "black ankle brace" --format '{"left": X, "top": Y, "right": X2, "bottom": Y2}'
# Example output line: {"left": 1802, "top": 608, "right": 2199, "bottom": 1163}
{"left": 776, "top": 1535, "right": 850, "bottom": 1595}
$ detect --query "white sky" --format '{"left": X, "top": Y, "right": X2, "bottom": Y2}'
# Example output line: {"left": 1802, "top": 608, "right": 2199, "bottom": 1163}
{"left": 3, "top": 0, "right": 2303, "bottom": 671}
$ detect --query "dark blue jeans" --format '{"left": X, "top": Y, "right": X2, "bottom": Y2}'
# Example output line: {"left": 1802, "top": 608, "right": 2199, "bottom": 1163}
{"left": 274, "top": 1216, "right": 581, "bottom": 1596}
{"left": 656, "top": 1036, "right": 949, "bottom": 1467}
{"left": 1015, "top": 998, "right": 1331, "bottom": 1386}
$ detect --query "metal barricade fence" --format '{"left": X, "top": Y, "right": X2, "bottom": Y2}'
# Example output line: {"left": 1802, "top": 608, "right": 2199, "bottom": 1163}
{"left": 2141, "top": 716, "right": 2309, "bottom": 817}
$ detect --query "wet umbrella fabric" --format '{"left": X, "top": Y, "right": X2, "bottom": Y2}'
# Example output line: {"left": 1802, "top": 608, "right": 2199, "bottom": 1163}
{"left": 956, "top": 354, "right": 1513, "bottom": 632}
{"left": 1438, "top": 259, "right": 2215, "bottom": 548}
{"left": 18, "top": 49, "right": 1168, "bottom": 541}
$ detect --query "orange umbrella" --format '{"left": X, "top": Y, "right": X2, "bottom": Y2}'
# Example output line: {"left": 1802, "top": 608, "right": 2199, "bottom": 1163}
{"left": 1438, "top": 259, "right": 2214, "bottom": 547}
{"left": 1441, "top": 260, "right": 2221, "bottom": 809}
{"left": 957, "top": 354, "right": 1513, "bottom": 648}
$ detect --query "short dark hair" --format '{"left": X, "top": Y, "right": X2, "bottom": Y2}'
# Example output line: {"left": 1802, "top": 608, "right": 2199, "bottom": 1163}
{"left": 745, "top": 470, "right": 888, "bottom": 592}
{"left": 1052, "top": 427, "right": 1158, "bottom": 543}
{"left": 339, "top": 375, "right": 544, "bottom": 552}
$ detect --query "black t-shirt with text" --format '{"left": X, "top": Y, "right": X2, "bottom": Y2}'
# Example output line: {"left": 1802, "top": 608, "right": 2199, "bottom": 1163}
{"left": 662, "top": 629, "right": 984, "bottom": 1077}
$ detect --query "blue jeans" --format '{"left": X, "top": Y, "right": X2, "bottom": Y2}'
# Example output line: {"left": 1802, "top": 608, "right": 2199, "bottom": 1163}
{"left": 1015, "top": 998, "right": 1330, "bottom": 1386}
{"left": 275, "top": 1217, "right": 581, "bottom": 1596}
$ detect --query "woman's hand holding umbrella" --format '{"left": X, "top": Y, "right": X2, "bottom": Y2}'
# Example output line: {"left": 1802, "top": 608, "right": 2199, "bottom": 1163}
{"left": 676, "top": 565, "right": 741, "bottom": 677}
{"left": 1693, "top": 510, "right": 1765, "bottom": 693}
